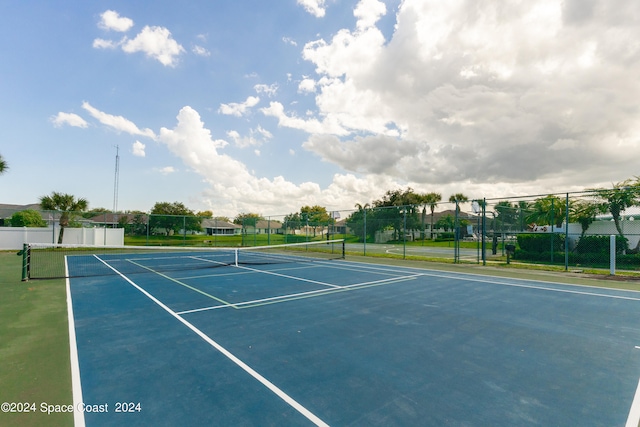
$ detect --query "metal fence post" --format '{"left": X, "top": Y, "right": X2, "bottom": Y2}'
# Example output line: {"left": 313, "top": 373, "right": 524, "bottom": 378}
{"left": 482, "top": 198, "right": 486, "bottom": 266}
{"left": 363, "top": 208, "right": 367, "bottom": 256}
{"left": 403, "top": 209, "right": 407, "bottom": 259}
{"left": 610, "top": 234, "right": 616, "bottom": 275}
{"left": 454, "top": 201, "right": 459, "bottom": 263}
{"left": 565, "top": 193, "right": 569, "bottom": 271}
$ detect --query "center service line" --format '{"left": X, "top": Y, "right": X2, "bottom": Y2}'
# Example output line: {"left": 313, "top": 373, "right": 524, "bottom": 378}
{"left": 94, "top": 256, "right": 330, "bottom": 427}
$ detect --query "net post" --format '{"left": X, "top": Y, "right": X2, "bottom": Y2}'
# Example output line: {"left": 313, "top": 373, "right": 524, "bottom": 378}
{"left": 234, "top": 248, "right": 239, "bottom": 267}
{"left": 341, "top": 239, "right": 345, "bottom": 259}
{"left": 21, "top": 243, "right": 29, "bottom": 281}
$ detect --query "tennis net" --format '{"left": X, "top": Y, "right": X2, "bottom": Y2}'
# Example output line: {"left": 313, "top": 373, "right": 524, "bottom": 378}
{"left": 22, "top": 239, "right": 345, "bottom": 280}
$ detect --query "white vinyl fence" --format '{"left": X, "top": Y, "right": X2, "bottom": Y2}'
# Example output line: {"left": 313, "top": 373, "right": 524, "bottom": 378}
{"left": 0, "top": 226, "right": 124, "bottom": 250}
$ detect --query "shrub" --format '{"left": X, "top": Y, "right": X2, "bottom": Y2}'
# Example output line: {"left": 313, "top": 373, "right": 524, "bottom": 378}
{"left": 9, "top": 210, "right": 47, "bottom": 227}
{"left": 575, "top": 235, "right": 628, "bottom": 254}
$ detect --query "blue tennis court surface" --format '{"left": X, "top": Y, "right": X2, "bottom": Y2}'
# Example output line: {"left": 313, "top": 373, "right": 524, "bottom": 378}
{"left": 65, "top": 253, "right": 640, "bottom": 426}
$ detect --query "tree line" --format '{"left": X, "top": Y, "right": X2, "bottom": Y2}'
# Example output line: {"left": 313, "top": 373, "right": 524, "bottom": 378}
{"left": 4, "top": 176, "right": 640, "bottom": 245}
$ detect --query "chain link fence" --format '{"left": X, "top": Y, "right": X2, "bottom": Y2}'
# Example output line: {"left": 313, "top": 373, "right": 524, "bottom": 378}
{"left": 3, "top": 188, "right": 640, "bottom": 271}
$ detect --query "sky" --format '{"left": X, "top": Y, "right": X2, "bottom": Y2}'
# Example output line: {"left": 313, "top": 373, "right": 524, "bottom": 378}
{"left": 1, "top": 0, "right": 639, "bottom": 218}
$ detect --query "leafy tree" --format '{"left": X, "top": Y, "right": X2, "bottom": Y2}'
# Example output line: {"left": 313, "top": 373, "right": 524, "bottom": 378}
{"left": 300, "top": 205, "right": 333, "bottom": 237}
{"left": 10, "top": 210, "right": 46, "bottom": 227}
{"left": 435, "top": 214, "right": 455, "bottom": 232}
{"left": 117, "top": 215, "right": 130, "bottom": 229}
{"left": 213, "top": 216, "right": 231, "bottom": 223}
{"left": 39, "top": 192, "right": 89, "bottom": 244}
{"left": 0, "top": 154, "right": 8, "bottom": 175}
{"left": 150, "top": 202, "right": 201, "bottom": 235}
{"left": 373, "top": 188, "right": 423, "bottom": 240}
{"left": 127, "top": 213, "right": 148, "bottom": 236}
{"left": 196, "top": 210, "right": 213, "bottom": 218}
{"left": 346, "top": 203, "right": 370, "bottom": 242}
{"left": 234, "top": 212, "right": 264, "bottom": 227}
{"left": 284, "top": 212, "right": 302, "bottom": 232}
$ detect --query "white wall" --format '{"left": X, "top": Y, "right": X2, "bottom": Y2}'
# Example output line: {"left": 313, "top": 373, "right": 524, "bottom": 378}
{"left": 0, "top": 227, "right": 124, "bottom": 249}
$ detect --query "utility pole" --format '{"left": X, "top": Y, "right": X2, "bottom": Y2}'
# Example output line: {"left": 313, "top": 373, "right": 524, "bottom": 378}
{"left": 113, "top": 145, "right": 120, "bottom": 221}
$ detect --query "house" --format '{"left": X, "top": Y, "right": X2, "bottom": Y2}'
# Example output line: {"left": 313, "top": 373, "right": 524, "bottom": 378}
{"left": 243, "top": 220, "right": 283, "bottom": 234}
{"left": 201, "top": 219, "right": 242, "bottom": 236}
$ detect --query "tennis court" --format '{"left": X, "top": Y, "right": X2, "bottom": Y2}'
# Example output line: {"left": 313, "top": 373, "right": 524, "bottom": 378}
{"left": 49, "top": 242, "right": 640, "bottom": 426}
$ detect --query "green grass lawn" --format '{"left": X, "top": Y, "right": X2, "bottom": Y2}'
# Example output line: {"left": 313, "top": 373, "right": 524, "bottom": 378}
{"left": 0, "top": 251, "right": 72, "bottom": 427}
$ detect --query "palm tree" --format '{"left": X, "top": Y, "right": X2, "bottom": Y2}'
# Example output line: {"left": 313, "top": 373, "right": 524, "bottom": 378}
{"left": 448, "top": 193, "right": 469, "bottom": 213}
{"left": 570, "top": 200, "right": 599, "bottom": 238}
{"left": 39, "top": 192, "right": 89, "bottom": 244}
{"left": 422, "top": 192, "right": 441, "bottom": 239}
{"left": 524, "top": 195, "right": 566, "bottom": 228}
{"left": 0, "top": 154, "right": 7, "bottom": 175}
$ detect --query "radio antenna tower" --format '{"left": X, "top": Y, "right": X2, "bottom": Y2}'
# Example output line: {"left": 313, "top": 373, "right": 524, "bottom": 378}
{"left": 113, "top": 145, "right": 120, "bottom": 214}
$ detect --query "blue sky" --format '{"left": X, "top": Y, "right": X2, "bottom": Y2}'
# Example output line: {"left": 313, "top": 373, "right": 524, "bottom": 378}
{"left": 2, "top": 0, "right": 639, "bottom": 217}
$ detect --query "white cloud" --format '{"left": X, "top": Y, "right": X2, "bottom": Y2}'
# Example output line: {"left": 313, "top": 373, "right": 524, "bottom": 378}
{"left": 92, "top": 38, "right": 118, "bottom": 49}
{"left": 192, "top": 45, "right": 211, "bottom": 57}
{"left": 121, "top": 26, "right": 185, "bottom": 67}
{"left": 354, "top": 0, "right": 386, "bottom": 30}
{"left": 298, "top": 77, "right": 316, "bottom": 93}
{"left": 288, "top": 0, "right": 640, "bottom": 193}
{"left": 156, "top": 106, "right": 396, "bottom": 215}
{"left": 82, "top": 0, "right": 640, "bottom": 215}
{"left": 82, "top": 102, "right": 156, "bottom": 139}
{"left": 227, "top": 126, "right": 272, "bottom": 148}
{"left": 261, "top": 101, "right": 349, "bottom": 135}
{"left": 297, "top": 0, "right": 326, "bottom": 18}
{"left": 132, "top": 140, "right": 146, "bottom": 157}
{"left": 254, "top": 83, "right": 278, "bottom": 97}
{"left": 51, "top": 112, "right": 88, "bottom": 128}
{"left": 98, "top": 10, "right": 134, "bottom": 32}
{"left": 282, "top": 37, "right": 298, "bottom": 46}
{"left": 218, "top": 96, "right": 260, "bottom": 117}
{"left": 94, "top": 12, "right": 185, "bottom": 67}
{"left": 158, "top": 166, "right": 176, "bottom": 175}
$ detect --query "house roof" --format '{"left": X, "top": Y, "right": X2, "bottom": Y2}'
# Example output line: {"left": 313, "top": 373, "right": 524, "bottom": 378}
{"left": 0, "top": 203, "right": 42, "bottom": 217}
{"left": 201, "top": 219, "right": 241, "bottom": 229}
{"left": 254, "top": 220, "right": 283, "bottom": 229}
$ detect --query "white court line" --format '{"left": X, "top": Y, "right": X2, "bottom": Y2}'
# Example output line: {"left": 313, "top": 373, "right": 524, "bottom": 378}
{"left": 313, "top": 259, "right": 640, "bottom": 301}
{"left": 626, "top": 377, "right": 640, "bottom": 427}
{"left": 415, "top": 271, "right": 640, "bottom": 302}
{"left": 177, "top": 274, "right": 421, "bottom": 315}
{"left": 122, "top": 257, "right": 237, "bottom": 308}
{"left": 65, "top": 258, "right": 85, "bottom": 427}
{"left": 92, "top": 256, "right": 330, "bottom": 427}
{"left": 236, "top": 265, "right": 345, "bottom": 289}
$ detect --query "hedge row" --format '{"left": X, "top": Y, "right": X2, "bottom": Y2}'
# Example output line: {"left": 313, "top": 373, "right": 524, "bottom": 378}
{"left": 574, "top": 235, "right": 629, "bottom": 254}
{"left": 513, "top": 250, "right": 639, "bottom": 267}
